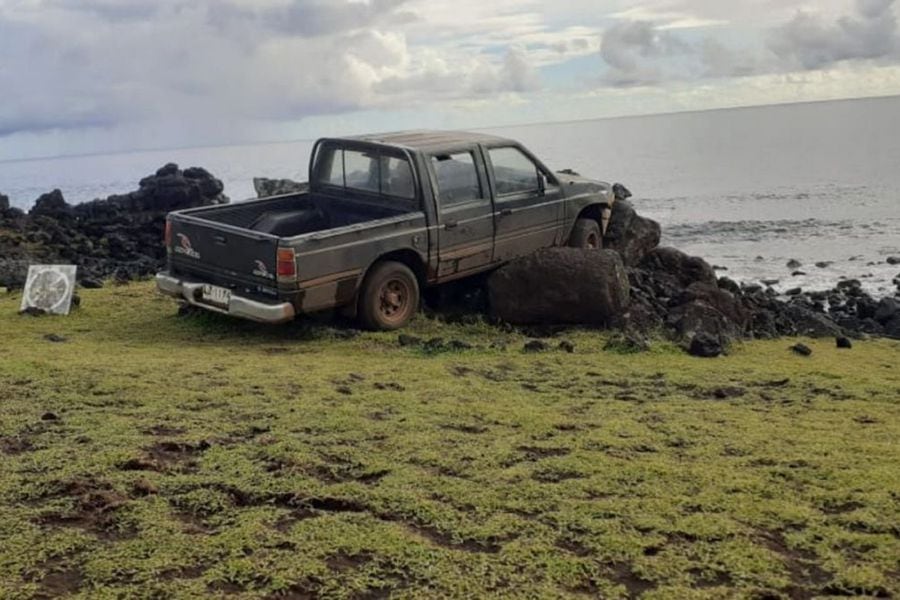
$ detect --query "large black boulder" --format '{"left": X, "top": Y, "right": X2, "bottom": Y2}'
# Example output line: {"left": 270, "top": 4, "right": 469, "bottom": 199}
{"left": 604, "top": 200, "right": 661, "bottom": 266}
{"left": 783, "top": 305, "right": 845, "bottom": 338}
{"left": 29, "top": 189, "right": 72, "bottom": 219}
{"left": 640, "top": 247, "right": 718, "bottom": 288}
{"left": 689, "top": 332, "right": 724, "bottom": 358}
{"left": 488, "top": 248, "right": 630, "bottom": 326}
{"left": 874, "top": 298, "right": 899, "bottom": 325}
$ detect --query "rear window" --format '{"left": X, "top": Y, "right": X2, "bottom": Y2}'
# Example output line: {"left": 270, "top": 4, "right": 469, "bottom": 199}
{"left": 316, "top": 146, "right": 415, "bottom": 200}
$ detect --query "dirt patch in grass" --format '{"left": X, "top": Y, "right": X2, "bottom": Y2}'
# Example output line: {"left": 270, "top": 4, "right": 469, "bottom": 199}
{"left": 123, "top": 439, "right": 211, "bottom": 473}
{"left": 1, "top": 435, "right": 34, "bottom": 455}
{"left": 758, "top": 530, "right": 834, "bottom": 598}
{"left": 159, "top": 564, "right": 207, "bottom": 581}
{"left": 32, "top": 559, "right": 84, "bottom": 600}
{"left": 33, "top": 477, "right": 134, "bottom": 539}
{"left": 517, "top": 445, "right": 572, "bottom": 461}
{"left": 609, "top": 562, "right": 658, "bottom": 598}
{"left": 142, "top": 424, "right": 187, "bottom": 436}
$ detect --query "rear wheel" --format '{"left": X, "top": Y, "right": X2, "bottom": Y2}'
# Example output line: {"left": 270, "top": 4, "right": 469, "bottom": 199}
{"left": 568, "top": 218, "right": 603, "bottom": 249}
{"left": 357, "top": 261, "right": 420, "bottom": 331}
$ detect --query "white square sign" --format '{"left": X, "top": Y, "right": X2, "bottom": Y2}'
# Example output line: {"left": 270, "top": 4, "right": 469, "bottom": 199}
{"left": 20, "top": 265, "right": 78, "bottom": 315}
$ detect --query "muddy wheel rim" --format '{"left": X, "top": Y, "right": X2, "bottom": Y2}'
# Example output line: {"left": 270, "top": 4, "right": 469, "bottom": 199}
{"left": 378, "top": 278, "right": 412, "bottom": 324}
{"left": 586, "top": 233, "right": 600, "bottom": 249}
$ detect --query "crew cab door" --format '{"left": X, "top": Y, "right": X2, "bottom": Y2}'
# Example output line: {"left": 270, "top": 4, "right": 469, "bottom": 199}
{"left": 485, "top": 145, "right": 563, "bottom": 262}
{"left": 430, "top": 149, "right": 495, "bottom": 278}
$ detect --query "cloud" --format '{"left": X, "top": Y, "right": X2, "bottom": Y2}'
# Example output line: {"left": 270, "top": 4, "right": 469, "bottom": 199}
{"left": 769, "top": 0, "right": 898, "bottom": 69}
{"left": 0, "top": 0, "right": 540, "bottom": 142}
{"left": 600, "top": 20, "right": 693, "bottom": 86}
{"left": 2, "top": 0, "right": 900, "bottom": 157}
{"left": 599, "top": 0, "right": 900, "bottom": 87}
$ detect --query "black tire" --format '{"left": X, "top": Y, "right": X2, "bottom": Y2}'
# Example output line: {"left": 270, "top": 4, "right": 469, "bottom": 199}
{"left": 568, "top": 218, "right": 603, "bottom": 249}
{"left": 357, "top": 261, "right": 420, "bottom": 331}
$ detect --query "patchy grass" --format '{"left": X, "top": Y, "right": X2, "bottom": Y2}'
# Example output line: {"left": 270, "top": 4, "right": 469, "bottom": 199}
{"left": 1, "top": 282, "right": 899, "bottom": 599}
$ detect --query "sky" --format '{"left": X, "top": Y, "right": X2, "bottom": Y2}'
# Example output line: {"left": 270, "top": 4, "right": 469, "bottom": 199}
{"left": 1, "top": 0, "right": 899, "bottom": 160}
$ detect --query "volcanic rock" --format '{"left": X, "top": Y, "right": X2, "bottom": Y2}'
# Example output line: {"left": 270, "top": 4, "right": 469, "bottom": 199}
{"left": 253, "top": 177, "right": 307, "bottom": 198}
{"left": 791, "top": 343, "right": 813, "bottom": 357}
{"left": 874, "top": 298, "right": 898, "bottom": 324}
{"left": 489, "top": 248, "right": 630, "bottom": 326}
{"left": 603, "top": 200, "right": 661, "bottom": 266}
{"left": 836, "top": 336, "right": 853, "bottom": 349}
{"left": 0, "top": 164, "right": 228, "bottom": 289}
{"left": 689, "top": 332, "right": 723, "bottom": 358}
{"left": 640, "top": 247, "right": 718, "bottom": 289}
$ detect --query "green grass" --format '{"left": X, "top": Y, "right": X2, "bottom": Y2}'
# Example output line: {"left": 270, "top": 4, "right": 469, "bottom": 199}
{"left": 1, "top": 282, "right": 899, "bottom": 599}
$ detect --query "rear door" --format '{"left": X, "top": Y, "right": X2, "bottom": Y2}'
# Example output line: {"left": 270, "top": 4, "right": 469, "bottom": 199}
{"left": 430, "top": 149, "right": 495, "bottom": 278}
{"left": 168, "top": 214, "right": 280, "bottom": 288}
{"left": 485, "top": 145, "right": 563, "bottom": 262}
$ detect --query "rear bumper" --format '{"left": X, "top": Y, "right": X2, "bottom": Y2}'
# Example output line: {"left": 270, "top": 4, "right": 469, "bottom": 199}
{"left": 156, "top": 272, "right": 296, "bottom": 324}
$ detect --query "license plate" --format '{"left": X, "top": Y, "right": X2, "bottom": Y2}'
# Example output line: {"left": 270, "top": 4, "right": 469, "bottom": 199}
{"left": 202, "top": 284, "right": 231, "bottom": 306}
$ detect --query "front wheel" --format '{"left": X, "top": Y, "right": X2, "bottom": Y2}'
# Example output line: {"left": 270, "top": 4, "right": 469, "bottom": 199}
{"left": 568, "top": 218, "right": 602, "bottom": 250}
{"left": 357, "top": 261, "right": 420, "bottom": 331}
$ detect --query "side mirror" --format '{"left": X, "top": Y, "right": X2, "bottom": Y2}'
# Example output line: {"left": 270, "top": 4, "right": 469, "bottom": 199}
{"left": 537, "top": 172, "right": 547, "bottom": 194}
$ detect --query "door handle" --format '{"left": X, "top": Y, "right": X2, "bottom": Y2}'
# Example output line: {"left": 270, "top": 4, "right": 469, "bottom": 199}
{"left": 499, "top": 208, "right": 513, "bottom": 217}
{"left": 444, "top": 220, "right": 458, "bottom": 230}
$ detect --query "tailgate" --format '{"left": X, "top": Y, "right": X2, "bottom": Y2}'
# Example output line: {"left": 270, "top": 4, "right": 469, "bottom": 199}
{"left": 168, "top": 214, "right": 279, "bottom": 286}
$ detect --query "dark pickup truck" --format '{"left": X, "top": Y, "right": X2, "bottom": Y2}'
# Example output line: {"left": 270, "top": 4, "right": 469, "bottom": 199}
{"left": 156, "top": 130, "right": 616, "bottom": 330}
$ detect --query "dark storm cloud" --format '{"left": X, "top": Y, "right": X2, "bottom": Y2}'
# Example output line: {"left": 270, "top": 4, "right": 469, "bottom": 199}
{"left": 769, "top": 0, "right": 898, "bottom": 69}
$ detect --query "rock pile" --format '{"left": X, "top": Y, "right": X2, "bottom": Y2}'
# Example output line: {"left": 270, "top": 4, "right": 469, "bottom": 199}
{"left": 0, "top": 164, "right": 227, "bottom": 289}
{"left": 489, "top": 202, "right": 900, "bottom": 350}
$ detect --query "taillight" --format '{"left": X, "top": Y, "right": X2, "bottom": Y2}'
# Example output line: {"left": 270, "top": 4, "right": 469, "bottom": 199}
{"left": 277, "top": 248, "right": 296, "bottom": 280}
{"left": 164, "top": 219, "right": 172, "bottom": 249}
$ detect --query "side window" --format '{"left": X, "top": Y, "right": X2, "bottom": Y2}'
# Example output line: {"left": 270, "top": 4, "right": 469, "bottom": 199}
{"left": 431, "top": 152, "right": 481, "bottom": 206}
{"left": 318, "top": 147, "right": 344, "bottom": 186}
{"left": 343, "top": 149, "right": 379, "bottom": 194}
{"left": 322, "top": 149, "right": 344, "bottom": 187}
{"left": 489, "top": 147, "right": 539, "bottom": 196}
{"left": 381, "top": 156, "right": 415, "bottom": 199}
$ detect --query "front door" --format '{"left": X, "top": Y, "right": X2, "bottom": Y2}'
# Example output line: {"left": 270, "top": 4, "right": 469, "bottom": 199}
{"left": 431, "top": 149, "right": 495, "bottom": 278}
{"left": 486, "top": 146, "right": 563, "bottom": 263}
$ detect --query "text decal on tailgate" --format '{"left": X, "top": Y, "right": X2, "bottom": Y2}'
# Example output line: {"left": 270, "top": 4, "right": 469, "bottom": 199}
{"left": 174, "top": 233, "right": 201, "bottom": 259}
{"left": 252, "top": 260, "right": 275, "bottom": 280}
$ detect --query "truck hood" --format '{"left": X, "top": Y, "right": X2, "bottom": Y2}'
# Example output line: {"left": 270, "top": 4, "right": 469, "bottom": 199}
{"left": 554, "top": 172, "right": 613, "bottom": 200}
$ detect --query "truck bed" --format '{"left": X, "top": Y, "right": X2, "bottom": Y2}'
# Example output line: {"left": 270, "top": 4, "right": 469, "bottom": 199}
{"left": 186, "top": 192, "right": 409, "bottom": 238}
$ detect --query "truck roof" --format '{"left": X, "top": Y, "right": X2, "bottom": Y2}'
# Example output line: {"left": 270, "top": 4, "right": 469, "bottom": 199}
{"left": 338, "top": 130, "right": 515, "bottom": 153}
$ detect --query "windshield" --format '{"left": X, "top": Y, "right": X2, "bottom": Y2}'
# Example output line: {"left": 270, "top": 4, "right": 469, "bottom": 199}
{"left": 315, "top": 145, "right": 416, "bottom": 202}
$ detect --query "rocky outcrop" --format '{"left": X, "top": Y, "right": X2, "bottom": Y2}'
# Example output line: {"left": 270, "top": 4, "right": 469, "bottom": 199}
{"left": 603, "top": 200, "right": 661, "bottom": 266}
{"left": 488, "top": 248, "right": 630, "bottom": 326}
{"left": 0, "top": 164, "right": 227, "bottom": 289}
{"left": 253, "top": 177, "right": 307, "bottom": 198}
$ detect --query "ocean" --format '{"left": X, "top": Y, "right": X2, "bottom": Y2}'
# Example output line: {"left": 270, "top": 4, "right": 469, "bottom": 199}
{"left": 2, "top": 96, "right": 899, "bottom": 295}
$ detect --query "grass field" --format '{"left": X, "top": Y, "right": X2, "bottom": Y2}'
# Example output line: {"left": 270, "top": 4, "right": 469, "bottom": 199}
{"left": 1, "top": 282, "right": 898, "bottom": 599}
